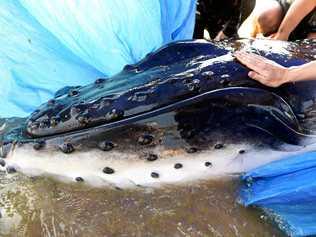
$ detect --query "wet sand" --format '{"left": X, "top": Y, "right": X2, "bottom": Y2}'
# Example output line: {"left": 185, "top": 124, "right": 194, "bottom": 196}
{"left": 0, "top": 173, "right": 285, "bottom": 237}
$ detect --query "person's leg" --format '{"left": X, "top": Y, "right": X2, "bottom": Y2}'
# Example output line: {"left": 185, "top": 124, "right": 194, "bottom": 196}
{"left": 193, "top": 0, "right": 207, "bottom": 39}
{"left": 256, "top": 0, "right": 284, "bottom": 35}
{"left": 193, "top": 14, "right": 206, "bottom": 39}
{"left": 239, "top": 0, "right": 284, "bottom": 37}
{"left": 194, "top": 0, "right": 234, "bottom": 39}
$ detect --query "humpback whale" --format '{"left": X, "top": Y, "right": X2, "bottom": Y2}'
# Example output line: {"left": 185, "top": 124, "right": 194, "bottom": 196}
{"left": 0, "top": 38, "right": 316, "bottom": 188}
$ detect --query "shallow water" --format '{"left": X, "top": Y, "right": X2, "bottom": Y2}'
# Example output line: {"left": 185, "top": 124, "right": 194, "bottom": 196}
{"left": 0, "top": 174, "right": 285, "bottom": 237}
{"left": 0, "top": 119, "right": 286, "bottom": 237}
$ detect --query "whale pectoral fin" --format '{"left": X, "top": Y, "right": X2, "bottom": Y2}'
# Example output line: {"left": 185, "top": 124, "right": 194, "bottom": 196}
{"left": 208, "top": 87, "right": 306, "bottom": 145}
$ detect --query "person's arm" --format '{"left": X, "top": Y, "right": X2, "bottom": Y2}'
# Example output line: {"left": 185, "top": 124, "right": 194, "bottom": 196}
{"left": 235, "top": 51, "right": 316, "bottom": 87}
{"left": 287, "top": 61, "right": 316, "bottom": 82}
{"left": 272, "top": 0, "right": 316, "bottom": 40}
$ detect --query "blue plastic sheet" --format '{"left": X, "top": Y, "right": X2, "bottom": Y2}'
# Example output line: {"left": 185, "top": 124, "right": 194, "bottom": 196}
{"left": 0, "top": 0, "right": 196, "bottom": 118}
{"left": 240, "top": 152, "right": 316, "bottom": 236}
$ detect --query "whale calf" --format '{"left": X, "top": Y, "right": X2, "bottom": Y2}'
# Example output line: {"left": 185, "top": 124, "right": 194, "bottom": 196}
{"left": 1, "top": 39, "right": 316, "bottom": 188}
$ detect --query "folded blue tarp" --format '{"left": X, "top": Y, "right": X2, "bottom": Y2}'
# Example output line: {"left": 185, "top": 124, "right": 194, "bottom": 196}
{"left": 0, "top": 0, "right": 196, "bottom": 118}
{"left": 240, "top": 152, "right": 316, "bottom": 236}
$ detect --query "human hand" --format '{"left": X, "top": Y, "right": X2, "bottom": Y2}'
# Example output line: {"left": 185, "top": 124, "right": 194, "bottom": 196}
{"left": 234, "top": 51, "right": 290, "bottom": 87}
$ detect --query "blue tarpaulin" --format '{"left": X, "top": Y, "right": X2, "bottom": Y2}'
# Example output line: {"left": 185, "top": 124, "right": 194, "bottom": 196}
{"left": 240, "top": 152, "right": 316, "bottom": 236}
{"left": 0, "top": 0, "right": 196, "bottom": 118}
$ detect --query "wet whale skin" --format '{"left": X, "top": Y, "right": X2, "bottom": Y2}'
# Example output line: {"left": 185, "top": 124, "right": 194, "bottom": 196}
{"left": 1, "top": 39, "right": 316, "bottom": 156}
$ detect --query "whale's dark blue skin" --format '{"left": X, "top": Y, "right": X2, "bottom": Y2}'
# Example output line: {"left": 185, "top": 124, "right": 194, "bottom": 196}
{"left": 1, "top": 39, "right": 316, "bottom": 158}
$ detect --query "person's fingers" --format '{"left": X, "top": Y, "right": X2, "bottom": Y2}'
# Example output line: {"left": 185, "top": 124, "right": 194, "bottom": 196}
{"left": 245, "top": 54, "right": 286, "bottom": 76}
{"left": 235, "top": 51, "right": 256, "bottom": 65}
{"left": 245, "top": 52, "right": 271, "bottom": 65}
{"left": 248, "top": 71, "right": 267, "bottom": 83}
{"left": 235, "top": 52, "right": 268, "bottom": 73}
{"left": 235, "top": 51, "right": 262, "bottom": 64}
{"left": 239, "top": 52, "right": 278, "bottom": 73}
{"left": 236, "top": 55, "right": 258, "bottom": 71}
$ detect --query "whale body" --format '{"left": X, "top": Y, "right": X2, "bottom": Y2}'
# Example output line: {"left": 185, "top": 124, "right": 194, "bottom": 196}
{"left": 1, "top": 39, "right": 316, "bottom": 188}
